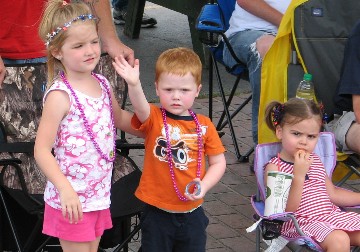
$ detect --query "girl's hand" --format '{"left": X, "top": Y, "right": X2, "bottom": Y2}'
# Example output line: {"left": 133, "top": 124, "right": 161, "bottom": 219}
{"left": 112, "top": 55, "right": 140, "bottom": 87}
{"left": 184, "top": 178, "right": 206, "bottom": 201}
{"left": 293, "top": 150, "right": 313, "bottom": 178}
{"left": 59, "top": 186, "right": 83, "bottom": 224}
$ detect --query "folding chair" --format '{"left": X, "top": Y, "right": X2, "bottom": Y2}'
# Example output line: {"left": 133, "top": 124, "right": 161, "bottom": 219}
{"left": 0, "top": 123, "right": 59, "bottom": 252}
{"left": 196, "top": 0, "right": 253, "bottom": 162}
{"left": 0, "top": 159, "right": 61, "bottom": 252}
{"left": 251, "top": 132, "right": 360, "bottom": 252}
{"left": 0, "top": 62, "right": 59, "bottom": 251}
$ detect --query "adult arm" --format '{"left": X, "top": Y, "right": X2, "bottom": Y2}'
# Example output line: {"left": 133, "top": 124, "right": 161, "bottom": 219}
{"left": 84, "top": 0, "right": 135, "bottom": 65}
{"left": 237, "top": 0, "right": 284, "bottom": 27}
{"left": 344, "top": 95, "right": 360, "bottom": 153}
{"left": 353, "top": 95, "right": 360, "bottom": 123}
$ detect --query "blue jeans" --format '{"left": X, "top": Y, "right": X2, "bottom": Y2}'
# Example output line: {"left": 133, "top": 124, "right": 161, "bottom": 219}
{"left": 223, "top": 29, "right": 275, "bottom": 144}
{"left": 3, "top": 57, "right": 47, "bottom": 65}
{"left": 140, "top": 205, "right": 209, "bottom": 252}
{"left": 112, "top": 0, "right": 128, "bottom": 11}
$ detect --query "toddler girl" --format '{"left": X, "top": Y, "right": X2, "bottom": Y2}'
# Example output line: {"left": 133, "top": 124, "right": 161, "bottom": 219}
{"left": 264, "top": 98, "right": 360, "bottom": 251}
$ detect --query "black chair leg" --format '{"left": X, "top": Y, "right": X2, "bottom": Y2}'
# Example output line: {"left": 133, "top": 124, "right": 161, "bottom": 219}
{"left": 0, "top": 189, "right": 22, "bottom": 251}
{"left": 212, "top": 56, "right": 253, "bottom": 162}
{"left": 216, "top": 74, "right": 241, "bottom": 130}
{"left": 208, "top": 50, "right": 213, "bottom": 121}
{"left": 113, "top": 217, "right": 142, "bottom": 252}
{"left": 218, "top": 93, "right": 252, "bottom": 131}
{"left": 24, "top": 218, "right": 45, "bottom": 251}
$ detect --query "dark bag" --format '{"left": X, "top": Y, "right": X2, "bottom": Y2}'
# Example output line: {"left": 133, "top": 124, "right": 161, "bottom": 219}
{"left": 99, "top": 153, "right": 144, "bottom": 249}
{"left": 261, "top": 219, "right": 284, "bottom": 240}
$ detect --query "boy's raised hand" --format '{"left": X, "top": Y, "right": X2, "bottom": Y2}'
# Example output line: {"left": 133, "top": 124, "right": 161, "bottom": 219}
{"left": 113, "top": 55, "right": 140, "bottom": 86}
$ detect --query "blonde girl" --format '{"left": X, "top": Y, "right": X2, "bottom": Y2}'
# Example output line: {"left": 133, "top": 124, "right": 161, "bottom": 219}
{"left": 35, "top": 1, "right": 136, "bottom": 251}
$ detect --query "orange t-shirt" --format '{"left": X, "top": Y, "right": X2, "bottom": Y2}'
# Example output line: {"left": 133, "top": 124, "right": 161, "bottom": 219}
{"left": 132, "top": 104, "right": 226, "bottom": 212}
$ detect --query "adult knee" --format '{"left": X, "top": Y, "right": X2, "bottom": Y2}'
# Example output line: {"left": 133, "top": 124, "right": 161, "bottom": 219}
{"left": 255, "top": 35, "right": 275, "bottom": 59}
{"left": 346, "top": 123, "right": 360, "bottom": 153}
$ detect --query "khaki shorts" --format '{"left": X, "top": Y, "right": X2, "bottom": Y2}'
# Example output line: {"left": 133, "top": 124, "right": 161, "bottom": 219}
{"left": 329, "top": 111, "right": 355, "bottom": 154}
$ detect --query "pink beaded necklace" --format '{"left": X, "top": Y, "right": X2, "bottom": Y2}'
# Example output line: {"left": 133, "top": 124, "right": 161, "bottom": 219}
{"left": 160, "top": 107, "right": 202, "bottom": 201}
{"left": 60, "top": 72, "right": 116, "bottom": 162}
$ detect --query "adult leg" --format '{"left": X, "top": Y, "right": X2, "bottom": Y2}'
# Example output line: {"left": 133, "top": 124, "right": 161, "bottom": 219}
{"left": 60, "top": 237, "right": 101, "bottom": 252}
{"left": 331, "top": 111, "right": 360, "bottom": 154}
{"left": 345, "top": 122, "right": 360, "bottom": 153}
{"left": 111, "top": 0, "right": 128, "bottom": 12}
{"left": 223, "top": 30, "right": 275, "bottom": 144}
{"left": 319, "top": 230, "right": 350, "bottom": 252}
{"left": 256, "top": 35, "right": 275, "bottom": 59}
{"left": 112, "top": 0, "right": 157, "bottom": 27}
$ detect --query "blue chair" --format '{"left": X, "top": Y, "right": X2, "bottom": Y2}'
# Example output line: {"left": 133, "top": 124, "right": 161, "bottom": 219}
{"left": 196, "top": 0, "right": 253, "bottom": 162}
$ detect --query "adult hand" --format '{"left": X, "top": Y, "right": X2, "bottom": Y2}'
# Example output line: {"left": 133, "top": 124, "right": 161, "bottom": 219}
{"left": 89, "top": 0, "right": 135, "bottom": 65}
{"left": 0, "top": 56, "right": 5, "bottom": 86}
{"left": 102, "top": 38, "right": 135, "bottom": 66}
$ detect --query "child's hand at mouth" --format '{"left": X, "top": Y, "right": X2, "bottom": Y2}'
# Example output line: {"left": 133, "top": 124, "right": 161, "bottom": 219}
{"left": 293, "top": 150, "right": 313, "bottom": 179}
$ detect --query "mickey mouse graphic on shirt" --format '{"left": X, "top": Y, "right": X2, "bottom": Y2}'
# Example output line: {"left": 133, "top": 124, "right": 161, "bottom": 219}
{"left": 153, "top": 124, "right": 207, "bottom": 171}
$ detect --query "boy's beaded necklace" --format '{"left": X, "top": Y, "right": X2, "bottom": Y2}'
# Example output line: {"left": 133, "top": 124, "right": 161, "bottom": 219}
{"left": 160, "top": 107, "right": 202, "bottom": 201}
{"left": 60, "top": 72, "right": 116, "bottom": 162}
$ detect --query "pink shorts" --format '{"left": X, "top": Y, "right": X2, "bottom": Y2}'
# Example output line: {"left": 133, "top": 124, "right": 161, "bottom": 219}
{"left": 43, "top": 203, "right": 112, "bottom": 242}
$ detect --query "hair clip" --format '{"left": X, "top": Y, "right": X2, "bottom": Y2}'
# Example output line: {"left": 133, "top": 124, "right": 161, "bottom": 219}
{"left": 62, "top": 1, "right": 68, "bottom": 5}
{"left": 45, "top": 14, "right": 96, "bottom": 47}
{"left": 318, "top": 102, "right": 329, "bottom": 124}
{"left": 272, "top": 104, "right": 284, "bottom": 126}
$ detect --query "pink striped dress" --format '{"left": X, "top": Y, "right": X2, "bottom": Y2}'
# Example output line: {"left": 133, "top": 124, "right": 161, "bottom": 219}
{"left": 268, "top": 153, "right": 360, "bottom": 242}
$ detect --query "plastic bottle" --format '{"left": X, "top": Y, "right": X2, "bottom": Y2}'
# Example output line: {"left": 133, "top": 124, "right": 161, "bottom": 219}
{"left": 295, "top": 73, "right": 317, "bottom": 102}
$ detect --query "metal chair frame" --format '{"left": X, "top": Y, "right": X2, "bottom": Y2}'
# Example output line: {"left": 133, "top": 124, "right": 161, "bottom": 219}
{"left": 196, "top": 1, "right": 254, "bottom": 162}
